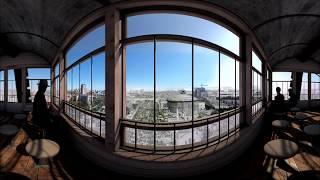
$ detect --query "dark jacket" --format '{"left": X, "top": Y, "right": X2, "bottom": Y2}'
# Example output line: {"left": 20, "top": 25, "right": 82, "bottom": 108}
{"left": 32, "top": 91, "right": 49, "bottom": 128}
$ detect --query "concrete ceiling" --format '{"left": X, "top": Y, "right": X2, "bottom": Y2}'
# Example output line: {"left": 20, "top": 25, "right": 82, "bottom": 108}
{"left": 1, "top": 0, "right": 320, "bottom": 70}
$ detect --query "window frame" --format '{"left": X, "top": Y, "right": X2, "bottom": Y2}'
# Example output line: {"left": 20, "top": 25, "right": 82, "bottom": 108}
{"left": 120, "top": 10, "right": 243, "bottom": 152}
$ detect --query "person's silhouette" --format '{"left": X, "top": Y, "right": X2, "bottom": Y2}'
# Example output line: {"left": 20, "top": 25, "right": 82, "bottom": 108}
{"left": 273, "top": 87, "right": 285, "bottom": 112}
{"left": 32, "top": 80, "right": 49, "bottom": 132}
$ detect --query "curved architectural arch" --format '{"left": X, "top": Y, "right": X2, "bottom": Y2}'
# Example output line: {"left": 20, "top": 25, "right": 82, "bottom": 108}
{"left": 2, "top": 32, "right": 60, "bottom": 48}
{"left": 252, "top": 14, "right": 320, "bottom": 31}
{"left": 269, "top": 43, "right": 309, "bottom": 59}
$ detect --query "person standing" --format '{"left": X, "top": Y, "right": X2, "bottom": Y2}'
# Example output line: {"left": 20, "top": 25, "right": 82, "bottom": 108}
{"left": 32, "top": 79, "right": 50, "bottom": 132}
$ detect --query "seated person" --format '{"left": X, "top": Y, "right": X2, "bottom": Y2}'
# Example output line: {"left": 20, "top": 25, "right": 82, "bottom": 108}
{"left": 287, "top": 88, "right": 298, "bottom": 109}
{"left": 273, "top": 87, "right": 285, "bottom": 113}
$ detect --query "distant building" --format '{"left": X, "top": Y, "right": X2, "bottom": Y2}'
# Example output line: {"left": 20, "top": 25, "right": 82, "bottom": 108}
{"left": 81, "top": 84, "right": 87, "bottom": 95}
{"left": 195, "top": 87, "right": 207, "bottom": 98}
{"left": 167, "top": 90, "right": 205, "bottom": 118}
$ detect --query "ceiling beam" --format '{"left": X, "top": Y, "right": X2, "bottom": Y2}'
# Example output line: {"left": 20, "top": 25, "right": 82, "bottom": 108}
{"left": 253, "top": 14, "right": 320, "bottom": 31}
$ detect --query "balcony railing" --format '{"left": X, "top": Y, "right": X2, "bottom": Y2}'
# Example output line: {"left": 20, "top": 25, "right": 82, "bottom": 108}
{"left": 252, "top": 99, "right": 263, "bottom": 118}
{"left": 120, "top": 107, "right": 242, "bottom": 153}
{"left": 63, "top": 101, "right": 106, "bottom": 139}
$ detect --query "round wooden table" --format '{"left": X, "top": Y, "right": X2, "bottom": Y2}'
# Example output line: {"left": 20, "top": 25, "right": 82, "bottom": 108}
{"left": 0, "top": 124, "right": 19, "bottom": 136}
{"left": 272, "top": 120, "right": 290, "bottom": 128}
{"left": 264, "top": 139, "right": 299, "bottom": 159}
{"left": 25, "top": 139, "right": 60, "bottom": 159}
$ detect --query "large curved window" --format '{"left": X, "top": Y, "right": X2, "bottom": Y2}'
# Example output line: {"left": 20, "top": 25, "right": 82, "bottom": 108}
{"left": 122, "top": 12, "right": 241, "bottom": 152}
{"left": 64, "top": 24, "right": 106, "bottom": 138}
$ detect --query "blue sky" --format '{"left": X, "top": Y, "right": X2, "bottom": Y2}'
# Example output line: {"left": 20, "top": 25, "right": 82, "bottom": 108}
{"left": 126, "top": 13, "right": 240, "bottom": 91}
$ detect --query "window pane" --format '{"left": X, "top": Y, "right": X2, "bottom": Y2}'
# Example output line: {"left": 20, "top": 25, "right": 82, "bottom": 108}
{"left": 92, "top": 53, "right": 105, "bottom": 113}
{"left": 0, "top": 71, "right": 3, "bottom": 101}
{"left": 220, "top": 54, "right": 236, "bottom": 112}
{"left": 79, "top": 59, "right": 91, "bottom": 109}
{"left": 311, "top": 73, "right": 320, "bottom": 99}
{"left": 126, "top": 42, "right": 154, "bottom": 122}
{"left": 66, "top": 25, "right": 105, "bottom": 67}
{"left": 127, "top": 13, "right": 239, "bottom": 55}
{"left": 27, "top": 68, "right": 50, "bottom": 79}
{"left": 72, "top": 65, "right": 80, "bottom": 105}
{"left": 8, "top": 69, "right": 17, "bottom": 102}
{"left": 252, "top": 51, "right": 262, "bottom": 73}
{"left": 67, "top": 70, "right": 72, "bottom": 102}
{"left": 272, "top": 72, "right": 291, "bottom": 100}
{"left": 194, "top": 45, "right": 219, "bottom": 119}
{"left": 156, "top": 41, "right": 192, "bottom": 122}
{"left": 301, "top": 73, "right": 308, "bottom": 100}
{"left": 55, "top": 63, "right": 59, "bottom": 77}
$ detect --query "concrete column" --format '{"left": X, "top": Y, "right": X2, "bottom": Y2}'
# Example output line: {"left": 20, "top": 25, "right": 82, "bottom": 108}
{"left": 240, "top": 35, "right": 252, "bottom": 126}
{"left": 105, "top": 8, "right": 122, "bottom": 151}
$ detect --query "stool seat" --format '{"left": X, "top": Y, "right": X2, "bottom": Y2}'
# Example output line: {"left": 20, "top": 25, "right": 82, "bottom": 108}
{"left": 0, "top": 124, "right": 19, "bottom": 136}
{"left": 272, "top": 120, "right": 290, "bottom": 128}
{"left": 14, "top": 114, "right": 27, "bottom": 120}
{"left": 264, "top": 139, "right": 298, "bottom": 159}
{"left": 290, "top": 107, "right": 300, "bottom": 112}
{"left": 304, "top": 124, "right": 320, "bottom": 136}
{"left": 295, "top": 113, "right": 308, "bottom": 120}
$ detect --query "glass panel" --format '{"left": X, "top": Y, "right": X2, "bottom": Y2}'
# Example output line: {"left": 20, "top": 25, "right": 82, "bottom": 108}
{"left": 220, "top": 53, "right": 236, "bottom": 112}
{"left": 8, "top": 69, "right": 17, "bottom": 102}
{"left": 66, "top": 25, "right": 105, "bottom": 67}
{"left": 55, "top": 63, "right": 59, "bottom": 77}
{"left": 137, "top": 129, "right": 154, "bottom": 146}
{"left": 272, "top": 72, "right": 292, "bottom": 100}
{"left": 79, "top": 59, "right": 91, "bottom": 109}
{"left": 175, "top": 129, "right": 192, "bottom": 146}
{"left": 156, "top": 41, "right": 192, "bottom": 122}
{"left": 194, "top": 45, "right": 219, "bottom": 120}
{"left": 252, "top": 51, "right": 262, "bottom": 72}
{"left": 208, "top": 121, "right": 219, "bottom": 140}
{"left": 67, "top": 70, "right": 73, "bottom": 102}
{"left": 72, "top": 65, "right": 80, "bottom": 105}
{"left": 311, "top": 73, "right": 320, "bottom": 99}
{"left": 27, "top": 68, "right": 50, "bottom": 79}
{"left": 126, "top": 42, "right": 154, "bottom": 122}
{"left": 156, "top": 131, "right": 174, "bottom": 147}
{"left": 92, "top": 53, "right": 105, "bottom": 113}
{"left": 193, "top": 125, "right": 208, "bottom": 144}
{"left": 127, "top": 13, "right": 239, "bottom": 55}
{"left": 301, "top": 72, "right": 308, "bottom": 100}
{"left": 0, "top": 71, "right": 4, "bottom": 101}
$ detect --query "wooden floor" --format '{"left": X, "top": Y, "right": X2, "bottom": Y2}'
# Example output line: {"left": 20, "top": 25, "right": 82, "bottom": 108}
{"left": 0, "top": 111, "right": 320, "bottom": 180}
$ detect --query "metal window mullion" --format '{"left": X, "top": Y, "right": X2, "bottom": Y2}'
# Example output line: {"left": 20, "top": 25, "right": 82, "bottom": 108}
{"left": 192, "top": 39, "right": 194, "bottom": 149}
{"left": 218, "top": 49, "right": 221, "bottom": 140}
{"left": 235, "top": 58, "right": 237, "bottom": 131}
{"left": 153, "top": 36, "right": 156, "bottom": 151}
{"left": 91, "top": 56, "right": 93, "bottom": 132}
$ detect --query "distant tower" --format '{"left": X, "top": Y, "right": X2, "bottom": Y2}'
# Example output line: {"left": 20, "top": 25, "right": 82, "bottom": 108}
{"left": 80, "top": 84, "right": 87, "bottom": 95}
